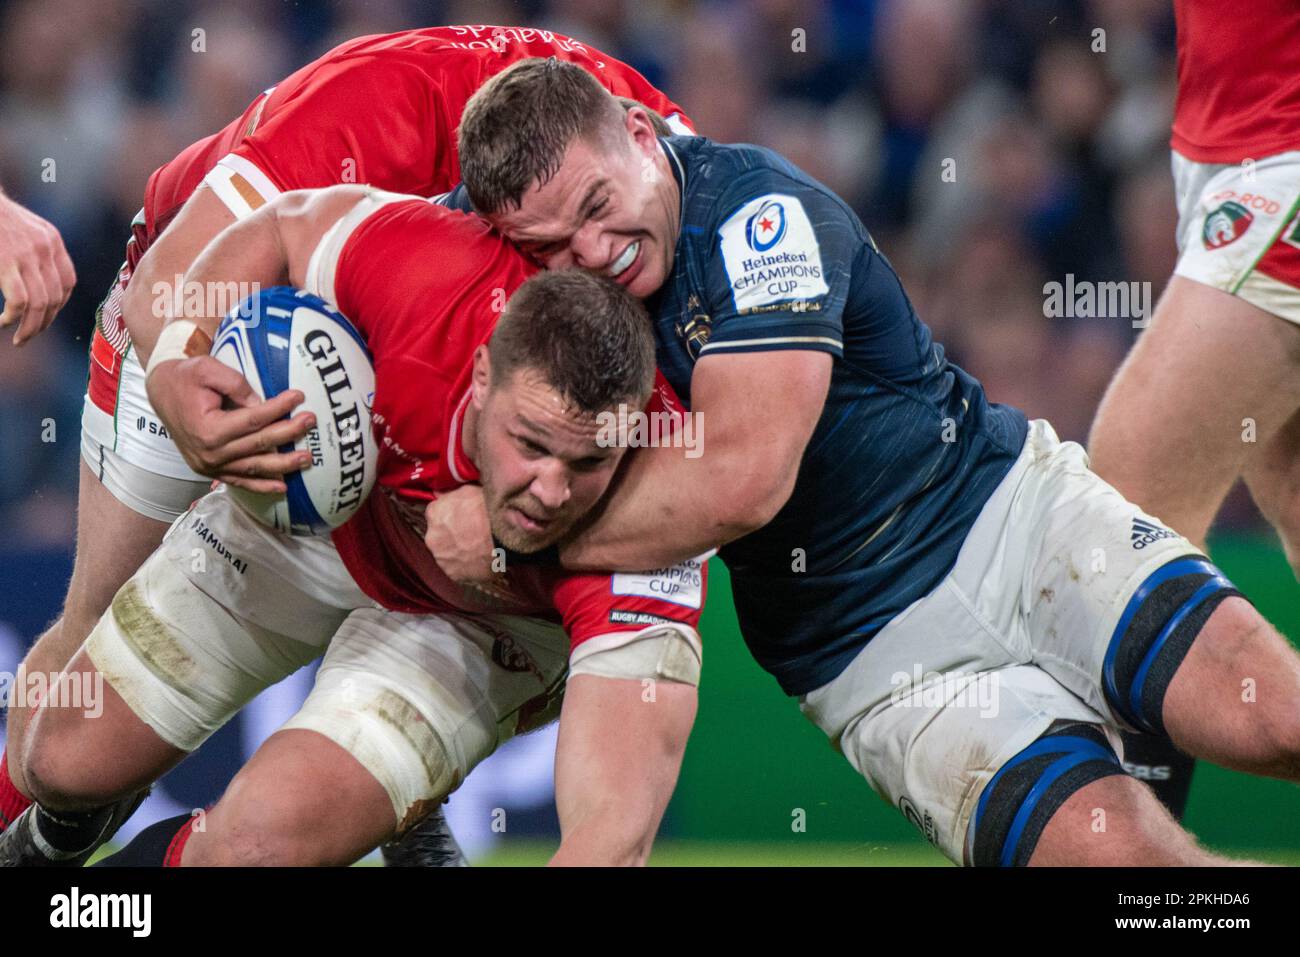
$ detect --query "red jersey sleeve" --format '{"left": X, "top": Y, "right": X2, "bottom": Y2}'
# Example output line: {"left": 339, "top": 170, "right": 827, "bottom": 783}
{"left": 548, "top": 558, "right": 708, "bottom": 655}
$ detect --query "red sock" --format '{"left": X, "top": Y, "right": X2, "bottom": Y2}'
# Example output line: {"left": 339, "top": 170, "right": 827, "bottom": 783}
{"left": 0, "top": 749, "right": 34, "bottom": 830}
{"left": 163, "top": 814, "right": 199, "bottom": 866}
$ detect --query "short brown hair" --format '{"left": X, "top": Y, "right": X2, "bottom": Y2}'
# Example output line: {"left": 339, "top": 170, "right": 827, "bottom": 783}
{"left": 489, "top": 270, "right": 655, "bottom": 414}
{"left": 459, "top": 57, "right": 627, "bottom": 214}
{"left": 615, "top": 96, "right": 673, "bottom": 136}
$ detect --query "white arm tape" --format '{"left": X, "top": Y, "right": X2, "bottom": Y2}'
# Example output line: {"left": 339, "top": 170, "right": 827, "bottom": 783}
{"left": 304, "top": 187, "right": 425, "bottom": 306}
{"left": 145, "top": 319, "right": 205, "bottom": 379}
{"left": 203, "top": 154, "right": 281, "bottom": 220}
{"left": 568, "top": 623, "right": 703, "bottom": 686}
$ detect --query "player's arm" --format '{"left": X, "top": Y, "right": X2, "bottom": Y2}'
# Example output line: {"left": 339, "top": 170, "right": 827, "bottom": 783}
{"left": 0, "top": 184, "right": 76, "bottom": 345}
{"left": 569, "top": 350, "right": 829, "bottom": 569}
{"left": 119, "top": 186, "right": 236, "bottom": 363}
{"left": 547, "top": 565, "right": 705, "bottom": 866}
{"left": 424, "top": 355, "right": 826, "bottom": 573}
{"left": 550, "top": 672, "right": 697, "bottom": 866}
{"left": 143, "top": 185, "right": 375, "bottom": 490}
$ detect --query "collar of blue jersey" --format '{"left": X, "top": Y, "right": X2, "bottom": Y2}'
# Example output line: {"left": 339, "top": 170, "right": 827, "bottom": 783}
{"left": 658, "top": 137, "right": 687, "bottom": 223}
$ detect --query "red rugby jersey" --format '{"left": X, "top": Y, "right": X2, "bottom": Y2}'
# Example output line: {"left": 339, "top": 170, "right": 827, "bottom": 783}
{"left": 1171, "top": 0, "right": 1300, "bottom": 162}
{"left": 316, "top": 196, "right": 703, "bottom": 650}
{"left": 99, "top": 26, "right": 692, "bottom": 348}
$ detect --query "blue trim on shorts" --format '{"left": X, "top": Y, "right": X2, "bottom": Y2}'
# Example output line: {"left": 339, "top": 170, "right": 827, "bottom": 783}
{"left": 1102, "top": 556, "right": 1218, "bottom": 731}
{"left": 973, "top": 735, "right": 1120, "bottom": 867}
{"left": 1128, "top": 575, "right": 1233, "bottom": 730}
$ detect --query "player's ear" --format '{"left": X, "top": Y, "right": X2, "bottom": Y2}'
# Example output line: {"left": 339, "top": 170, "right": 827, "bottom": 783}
{"left": 471, "top": 345, "right": 492, "bottom": 408}
{"left": 625, "top": 107, "right": 658, "bottom": 155}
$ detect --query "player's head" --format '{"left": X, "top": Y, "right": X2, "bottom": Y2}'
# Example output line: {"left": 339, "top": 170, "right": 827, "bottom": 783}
{"left": 470, "top": 270, "right": 656, "bottom": 552}
{"left": 459, "top": 57, "right": 680, "bottom": 299}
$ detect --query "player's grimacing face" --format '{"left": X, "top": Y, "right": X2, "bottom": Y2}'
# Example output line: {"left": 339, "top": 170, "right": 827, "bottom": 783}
{"left": 473, "top": 366, "right": 627, "bottom": 553}
{"left": 488, "top": 109, "right": 680, "bottom": 300}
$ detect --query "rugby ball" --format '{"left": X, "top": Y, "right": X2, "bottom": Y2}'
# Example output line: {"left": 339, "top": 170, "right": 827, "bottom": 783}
{"left": 210, "top": 286, "right": 377, "bottom": 536}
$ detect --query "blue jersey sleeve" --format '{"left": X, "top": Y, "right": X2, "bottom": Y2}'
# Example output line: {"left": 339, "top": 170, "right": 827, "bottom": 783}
{"left": 697, "top": 170, "right": 861, "bottom": 359}
{"left": 435, "top": 183, "right": 475, "bottom": 213}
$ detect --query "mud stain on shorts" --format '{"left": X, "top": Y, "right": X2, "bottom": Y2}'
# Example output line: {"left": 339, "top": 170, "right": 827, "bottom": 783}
{"left": 368, "top": 688, "right": 460, "bottom": 832}
{"left": 111, "top": 579, "right": 198, "bottom": 686}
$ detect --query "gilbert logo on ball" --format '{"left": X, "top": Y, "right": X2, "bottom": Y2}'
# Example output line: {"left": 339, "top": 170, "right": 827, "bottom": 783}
{"left": 210, "top": 287, "right": 377, "bottom": 536}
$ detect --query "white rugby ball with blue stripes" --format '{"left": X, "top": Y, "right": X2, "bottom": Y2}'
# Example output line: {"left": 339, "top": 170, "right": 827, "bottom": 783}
{"left": 210, "top": 287, "right": 377, "bottom": 536}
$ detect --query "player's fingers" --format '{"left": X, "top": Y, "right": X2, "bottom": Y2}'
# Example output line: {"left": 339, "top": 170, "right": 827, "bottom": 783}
{"left": 213, "top": 421, "right": 314, "bottom": 468}
{"left": 217, "top": 450, "right": 310, "bottom": 481}
{"left": 218, "top": 414, "right": 316, "bottom": 463}
{"left": 10, "top": 264, "right": 51, "bottom": 346}
{"left": 209, "top": 391, "right": 309, "bottom": 445}
{"left": 17, "top": 253, "right": 65, "bottom": 343}
{"left": 192, "top": 356, "right": 261, "bottom": 403}
{"left": 50, "top": 229, "right": 77, "bottom": 305}
{"left": 213, "top": 472, "right": 289, "bottom": 495}
{"left": 0, "top": 270, "right": 28, "bottom": 332}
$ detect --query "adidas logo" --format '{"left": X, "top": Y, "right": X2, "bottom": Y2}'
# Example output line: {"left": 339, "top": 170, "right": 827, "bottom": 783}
{"left": 1131, "top": 518, "right": 1177, "bottom": 550}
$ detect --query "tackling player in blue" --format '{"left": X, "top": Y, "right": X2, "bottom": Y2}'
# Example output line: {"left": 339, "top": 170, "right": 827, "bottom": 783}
{"left": 426, "top": 58, "right": 1300, "bottom": 866}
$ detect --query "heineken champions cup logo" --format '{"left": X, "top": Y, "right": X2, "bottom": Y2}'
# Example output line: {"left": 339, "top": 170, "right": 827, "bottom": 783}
{"left": 1202, "top": 200, "right": 1254, "bottom": 249}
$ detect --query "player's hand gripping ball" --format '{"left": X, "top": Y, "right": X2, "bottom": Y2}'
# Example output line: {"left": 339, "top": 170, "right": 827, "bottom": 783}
{"left": 210, "top": 286, "right": 377, "bottom": 535}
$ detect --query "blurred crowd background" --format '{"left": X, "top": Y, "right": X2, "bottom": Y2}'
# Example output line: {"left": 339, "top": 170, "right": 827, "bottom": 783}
{"left": 0, "top": 0, "right": 1253, "bottom": 547}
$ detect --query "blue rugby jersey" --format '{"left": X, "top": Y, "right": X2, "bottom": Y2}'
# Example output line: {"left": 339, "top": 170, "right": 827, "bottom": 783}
{"left": 652, "top": 136, "right": 1029, "bottom": 695}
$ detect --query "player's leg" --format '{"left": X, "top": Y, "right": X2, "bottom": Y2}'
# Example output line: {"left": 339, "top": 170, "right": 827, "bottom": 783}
{"left": 1022, "top": 419, "right": 1300, "bottom": 785}
{"left": 2, "top": 457, "right": 200, "bottom": 800}
{"left": 22, "top": 641, "right": 187, "bottom": 811}
{"left": 797, "top": 419, "right": 1268, "bottom": 866}
{"left": 1243, "top": 405, "right": 1300, "bottom": 578}
{"left": 1028, "top": 762, "right": 1260, "bottom": 866}
{"left": 1090, "top": 147, "right": 1300, "bottom": 548}
{"left": 1157, "top": 596, "right": 1300, "bottom": 778}
{"left": 3, "top": 488, "right": 350, "bottom": 865}
{"left": 1088, "top": 276, "right": 1300, "bottom": 548}
{"left": 2, "top": 309, "right": 210, "bottom": 808}
{"left": 802, "top": 641, "right": 1236, "bottom": 865}
{"left": 176, "top": 609, "right": 570, "bottom": 866}
{"left": 177, "top": 729, "right": 397, "bottom": 866}
{"left": 962, "top": 718, "right": 1254, "bottom": 866}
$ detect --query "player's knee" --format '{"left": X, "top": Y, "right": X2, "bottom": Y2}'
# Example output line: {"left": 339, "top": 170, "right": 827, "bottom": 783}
{"left": 199, "top": 779, "right": 345, "bottom": 867}
{"left": 968, "top": 723, "right": 1125, "bottom": 867}
{"left": 1102, "top": 555, "right": 1242, "bottom": 735}
{"left": 23, "top": 719, "right": 127, "bottom": 811}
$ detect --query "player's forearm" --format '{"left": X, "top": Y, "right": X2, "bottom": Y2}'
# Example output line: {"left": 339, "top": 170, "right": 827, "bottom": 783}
{"left": 550, "top": 676, "right": 695, "bottom": 866}
{"left": 559, "top": 440, "right": 778, "bottom": 572}
{"left": 121, "top": 187, "right": 237, "bottom": 363}
{"left": 550, "top": 805, "right": 658, "bottom": 866}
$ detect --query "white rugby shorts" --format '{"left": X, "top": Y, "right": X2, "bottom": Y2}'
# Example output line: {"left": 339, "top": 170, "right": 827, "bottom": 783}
{"left": 87, "top": 487, "right": 569, "bottom": 832}
{"left": 799, "top": 419, "right": 1207, "bottom": 864}
{"left": 1172, "top": 148, "right": 1300, "bottom": 324}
